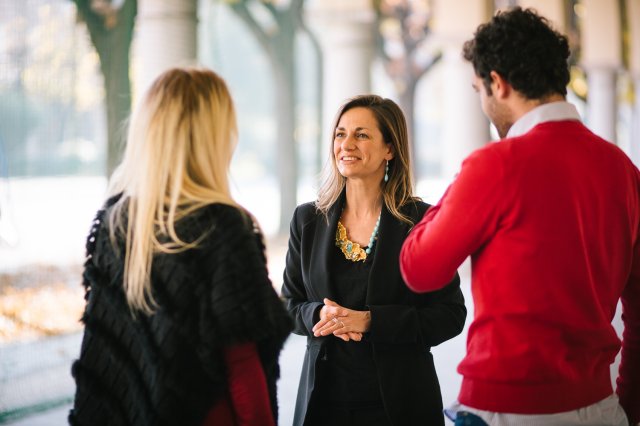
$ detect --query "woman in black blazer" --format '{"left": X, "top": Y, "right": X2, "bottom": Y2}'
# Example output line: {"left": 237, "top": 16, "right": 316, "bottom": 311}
{"left": 282, "top": 95, "right": 466, "bottom": 426}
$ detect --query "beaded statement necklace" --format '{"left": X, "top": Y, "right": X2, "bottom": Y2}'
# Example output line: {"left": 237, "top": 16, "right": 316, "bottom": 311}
{"left": 335, "top": 213, "right": 381, "bottom": 262}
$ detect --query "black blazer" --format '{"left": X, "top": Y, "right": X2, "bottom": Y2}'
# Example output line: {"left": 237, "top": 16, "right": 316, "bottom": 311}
{"left": 281, "top": 194, "right": 466, "bottom": 426}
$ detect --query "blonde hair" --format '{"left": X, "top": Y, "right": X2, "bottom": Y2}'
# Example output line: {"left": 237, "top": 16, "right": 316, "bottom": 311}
{"left": 107, "top": 67, "right": 239, "bottom": 315}
{"left": 316, "top": 95, "right": 419, "bottom": 224}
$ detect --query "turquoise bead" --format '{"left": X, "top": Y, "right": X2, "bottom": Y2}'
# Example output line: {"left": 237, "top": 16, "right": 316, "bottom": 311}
{"left": 364, "top": 212, "right": 382, "bottom": 255}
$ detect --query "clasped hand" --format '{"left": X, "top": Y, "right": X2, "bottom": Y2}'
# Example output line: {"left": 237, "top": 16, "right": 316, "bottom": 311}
{"left": 312, "top": 298, "right": 371, "bottom": 342}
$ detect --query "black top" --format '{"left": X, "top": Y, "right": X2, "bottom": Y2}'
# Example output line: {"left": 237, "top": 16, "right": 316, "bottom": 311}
{"left": 323, "top": 242, "right": 380, "bottom": 404}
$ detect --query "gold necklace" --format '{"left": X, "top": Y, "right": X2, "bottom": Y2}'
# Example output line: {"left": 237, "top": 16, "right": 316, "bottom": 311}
{"left": 335, "top": 214, "right": 381, "bottom": 262}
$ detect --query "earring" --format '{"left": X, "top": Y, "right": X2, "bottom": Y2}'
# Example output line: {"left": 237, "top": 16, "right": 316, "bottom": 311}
{"left": 384, "top": 160, "right": 389, "bottom": 183}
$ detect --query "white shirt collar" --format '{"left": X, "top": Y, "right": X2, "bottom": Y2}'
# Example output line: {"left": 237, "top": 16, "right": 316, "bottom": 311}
{"left": 506, "top": 101, "right": 581, "bottom": 138}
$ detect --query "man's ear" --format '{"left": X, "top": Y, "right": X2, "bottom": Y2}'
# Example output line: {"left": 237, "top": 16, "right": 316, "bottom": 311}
{"left": 489, "top": 70, "right": 511, "bottom": 99}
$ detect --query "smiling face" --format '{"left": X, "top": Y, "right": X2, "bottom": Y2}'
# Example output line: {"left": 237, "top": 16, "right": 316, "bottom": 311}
{"left": 333, "top": 107, "right": 394, "bottom": 184}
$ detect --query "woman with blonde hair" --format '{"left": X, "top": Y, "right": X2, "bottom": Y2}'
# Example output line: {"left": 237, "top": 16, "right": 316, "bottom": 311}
{"left": 282, "top": 94, "right": 466, "bottom": 425}
{"left": 70, "top": 67, "right": 292, "bottom": 426}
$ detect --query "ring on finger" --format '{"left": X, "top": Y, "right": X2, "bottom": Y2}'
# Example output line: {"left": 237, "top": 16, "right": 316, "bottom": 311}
{"left": 332, "top": 317, "right": 339, "bottom": 324}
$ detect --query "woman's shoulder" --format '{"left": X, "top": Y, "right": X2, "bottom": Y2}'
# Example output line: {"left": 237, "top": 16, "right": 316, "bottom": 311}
{"left": 200, "top": 202, "right": 249, "bottom": 221}
{"left": 293, "top": 201, "right": 320, "bottom": 219}
{"left": 185, "top": 203, "right": 254, "bottom": 238}
{"left": 287, "top": 201, "right": 323, "bottom": 234}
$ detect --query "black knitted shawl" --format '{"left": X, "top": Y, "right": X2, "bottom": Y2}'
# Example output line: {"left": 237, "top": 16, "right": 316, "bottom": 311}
{"left": 69, "top": 197, "right": 293, "bottom": 426}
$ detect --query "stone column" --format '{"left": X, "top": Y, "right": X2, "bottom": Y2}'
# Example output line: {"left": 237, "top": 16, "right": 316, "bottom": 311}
{"left": 133, "top": 0, "right": 198, "bottom": 100}
{"left": 581, "top": 0, "right": 621, "bottom": 144}
{"left": 587, "top": 68, "right": 618, "bottom": 142}
{"left": 432, "top": 0, "right": 492, "bottom": 181}
{"left": 628, "top": 0, "right": 640, "bottom": 167}
{"left": 306, "top": 0, "right": 375, "bottom": 141}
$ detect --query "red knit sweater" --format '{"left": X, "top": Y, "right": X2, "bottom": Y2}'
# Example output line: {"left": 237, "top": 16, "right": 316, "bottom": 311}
{"left": 400, "top": 120, "right": 640, "bottom": 422}
{"left": 203, "top": 343, "right": 275, "bottom": 426}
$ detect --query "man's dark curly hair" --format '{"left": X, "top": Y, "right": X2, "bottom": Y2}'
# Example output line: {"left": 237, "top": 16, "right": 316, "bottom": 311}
{"left": 462, "top": 7, "right": 570, "bottom": 99}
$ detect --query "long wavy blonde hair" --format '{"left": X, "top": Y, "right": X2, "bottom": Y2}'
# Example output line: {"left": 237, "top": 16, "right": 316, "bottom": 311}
{"left": 316, "top": 94, "right": 419, "bottom": 224}
{"left": 107, "top": 67, "right": 239, "bottom": 315}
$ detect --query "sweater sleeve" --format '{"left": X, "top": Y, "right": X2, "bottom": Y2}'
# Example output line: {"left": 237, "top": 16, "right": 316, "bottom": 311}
{"left": 616, "top": 212, "right": 640, "bottom": 425}
{"left": 201, "top": 343, "right": 275, "bottom": 426}
{"left": 400, "top": 147, "right": 505, "bottom": 292}
{"left": 361, "top": 201, "right": 466, "bottom": 347}
{"left": 224, "top": 342, "right": 275, "bottom": 426}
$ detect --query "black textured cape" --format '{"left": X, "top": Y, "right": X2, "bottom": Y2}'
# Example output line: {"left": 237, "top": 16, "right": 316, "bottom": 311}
{"left": 69, "top": 197, "right": 293, "bottom": 426}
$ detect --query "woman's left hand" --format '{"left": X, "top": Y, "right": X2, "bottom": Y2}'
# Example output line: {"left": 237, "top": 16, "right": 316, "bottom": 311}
{"left": 312, "top": 298, "right": 371, "bottom": 339}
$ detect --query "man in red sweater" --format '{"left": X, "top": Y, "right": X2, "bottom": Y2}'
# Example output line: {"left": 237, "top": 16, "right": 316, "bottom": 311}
{"left": 400, "top": 7, "right": 640, "bottom": 426}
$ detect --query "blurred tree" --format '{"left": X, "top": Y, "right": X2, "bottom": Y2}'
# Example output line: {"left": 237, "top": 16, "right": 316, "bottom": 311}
{"left": 1, "top": 2, "right": 103, "bottom": 177}
{"left": 374, "top": 0, "right": 441, "bottom": 170}
{"left": 0, "top": 8, "right": 39, "bottom": 175}
{"left": 72, "top": 0, "right": 136, "bottom": 176}
{"left": 226, "top": 0, "right": 322, "bottom": 234}
{"left": 0, "top": 90, "right": 41, "bottom": 175}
